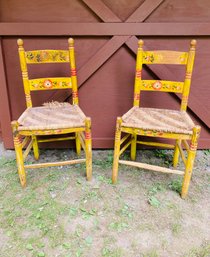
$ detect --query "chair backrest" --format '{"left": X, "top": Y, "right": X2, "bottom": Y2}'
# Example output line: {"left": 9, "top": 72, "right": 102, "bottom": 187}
{"left": 133, "top": 39, "right": 196, "bottom": 111}
{"left": 17, "top": 38, "right": 79, "bottom": 108}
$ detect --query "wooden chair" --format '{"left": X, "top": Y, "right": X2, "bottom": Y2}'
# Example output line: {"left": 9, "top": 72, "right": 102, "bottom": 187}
{"left": 112, "top": 39, "right": 200, "bottom": 198}
{"left": 12, "top": 38, "right": 92, "bottom": 187}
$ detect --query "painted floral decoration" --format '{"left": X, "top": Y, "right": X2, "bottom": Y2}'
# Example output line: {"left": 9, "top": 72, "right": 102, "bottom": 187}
{"left": 43, "top": 80, "right": 53, "bottom": 89}
{"left": 143, "top": 53, "right": 155, "bottom": 63}
{"left": 152, "top": 81, "right": 162, "bottom": 90}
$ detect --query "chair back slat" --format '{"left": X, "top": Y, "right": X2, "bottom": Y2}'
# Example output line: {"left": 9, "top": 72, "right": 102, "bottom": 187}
{"left": 25, "top": 50, "right": 69, "bottom": 64}
{"left": 143, "top": 51, "right": 188, "bottom": 65}
{"left": 29, "top": 77, "right": 72, "bottom": 91}
{"left": 133, "top": 39, "right": 196, "bottom": 110}
{"left": 140, "top": 80, "right": 184, "bottom": 93}
{"left": 17, "top": 38, "right": 79, "bottom": 107}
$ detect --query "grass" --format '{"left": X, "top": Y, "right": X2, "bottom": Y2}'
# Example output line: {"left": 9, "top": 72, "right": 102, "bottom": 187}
{"left": 168, "top": 179, "right": 182, "bottom": 193}
{"left": 154, "top": 149, "right": 173, "bottom": 166}
{"left": 0, "top": 149, "right": 209, "bottom": 257}
{"left": 184, "top": 243, "right": 210, "bottom": 257}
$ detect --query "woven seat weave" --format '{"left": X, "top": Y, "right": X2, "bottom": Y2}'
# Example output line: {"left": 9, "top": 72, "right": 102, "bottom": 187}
{"left": 122, "top": 106, "right": 195, "bottom": 135}
{"left": 18, "top": 103, "right": 86, "bottom": 131}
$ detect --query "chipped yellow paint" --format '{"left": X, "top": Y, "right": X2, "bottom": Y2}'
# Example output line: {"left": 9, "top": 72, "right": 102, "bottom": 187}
{"left": 13, "top": 38, "right": 92, "bottom": 187}
{"left": 112, "top": 39, "right": 200, "bottom": 198}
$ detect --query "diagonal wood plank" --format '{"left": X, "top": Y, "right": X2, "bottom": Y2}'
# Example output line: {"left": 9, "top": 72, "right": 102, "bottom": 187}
{"left": 82, "top": 0, "right": 121, "bottom": 22}
{"left": 47, "top": 35, "right": 131, "bottom": 103}
{"left": 126, "top": 0, "right": 164, "bottom": 22}
{"left": 72, "top": 0, "right": 165, "bottom": 86}
{"left": 126, "top": 36, "right": 210, "bottom": 128}
{"left": 77, "top": 36, "right": 130, "bottom": 86}
{"left": 48, "top": 0, "right": 165, "bottom": 103}
{"left": 82, "top": 0, "right": 164, "bottom": 23}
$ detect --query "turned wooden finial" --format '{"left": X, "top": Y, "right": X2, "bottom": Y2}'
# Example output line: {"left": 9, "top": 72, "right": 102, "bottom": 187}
{"left": 190, "top": 39, "right": 197, "bottom": 48}
{"left": 68, "top": 38, "right": 74, "bottom": 47}
{"left": 17, "top": 38, "right": 24, "bottom": 47}
{"left": 138, "top": 39, "right": 144, "bottom": 48}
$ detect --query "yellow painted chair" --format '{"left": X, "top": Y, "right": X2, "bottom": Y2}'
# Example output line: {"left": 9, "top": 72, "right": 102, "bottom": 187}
{"left": 112, "top": 39, "right": 200, "bottom": 198}
{"left": 12, "top": 38, "right": 92, "bottom": 187}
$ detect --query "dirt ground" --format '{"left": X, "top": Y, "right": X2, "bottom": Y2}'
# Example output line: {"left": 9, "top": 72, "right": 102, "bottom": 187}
{"left": 0, "top": 142, "right": 209, "bottom": 257}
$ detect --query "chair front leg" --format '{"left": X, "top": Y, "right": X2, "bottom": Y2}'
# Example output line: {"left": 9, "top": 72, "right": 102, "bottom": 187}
{"left": 173, "top": 139, "right": 181, "bottom": 168}
{"left": 131, "top": 134, "right": 137, "bottom": 161}
{"left": 112, "top": 117, "right": 122, "bottom": 183}
{"left": 32, "top": 135, "right": 39, "bottom": 160}
{"left": 75, "top": 132, "right": 81, "bottom": 156}
{"left": 181, "top": 126, "right": 201, "bottom": 199}
{"left": 11, "top": 121, "right": 26, "bottom": 187}
{"left": 85, "top": 118, "right": 92, "bottom": 181}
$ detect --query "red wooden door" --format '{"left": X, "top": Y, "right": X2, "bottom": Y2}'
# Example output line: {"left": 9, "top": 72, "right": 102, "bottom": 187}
{"left": 0, "top": 0, "right": 210, "bottom": 148}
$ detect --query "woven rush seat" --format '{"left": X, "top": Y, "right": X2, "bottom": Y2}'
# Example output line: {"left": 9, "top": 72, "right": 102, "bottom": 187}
{"left": 122, "top": 106, "right": 195, "bottom": 135}
{"left": 18, "top": 103, "right": 86, "bottom": 130}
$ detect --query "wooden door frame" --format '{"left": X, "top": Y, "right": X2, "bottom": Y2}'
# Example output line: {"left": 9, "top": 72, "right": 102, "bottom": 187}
{"left": 0, "top": 0, "right": 210, "bottom": 148}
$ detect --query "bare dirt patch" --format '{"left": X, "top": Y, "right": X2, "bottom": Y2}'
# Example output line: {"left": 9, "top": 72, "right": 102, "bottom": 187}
{"left": 0, "top": 144, "right": 209, "bottom": 257}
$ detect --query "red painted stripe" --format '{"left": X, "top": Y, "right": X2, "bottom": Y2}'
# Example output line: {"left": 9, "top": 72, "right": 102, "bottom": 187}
{"left": 85, "top": 131, "right": 91, "bottom": 140}
{"left": 71, "top": 68, "right": 77, "bottom": 76}
{"left": 134, "top": 93, "right": 140, "bottom": 100}
{"left": 190, "top": 143, "right": 197, "bottom": 151}
{"left": 72, "top": 91, "right": 78, "bottom": 98}
{"left": 136, "top": 70, "right": 142, "bottom": 78}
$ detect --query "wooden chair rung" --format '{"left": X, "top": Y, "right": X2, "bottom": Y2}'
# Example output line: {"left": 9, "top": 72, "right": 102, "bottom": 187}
{"left": 38, "top": 136, "right": 75, "bottom": 143}
{"left": 23, "top": 140, "right": 33, "bottom": 160}
{"left": 182, "top": 140, "right": 189, "bottom": 150}
{"left": 119, "top": 140, "right": 132, "bottom": 156}
{"left": 21, "top": 136, "right": 30, "bottom": 148}
{"left": 119, "top": 160, "right": 184, "bottom": 175}
{"left": 177, "top": 142, "right": 187, "bottom": 165}
{"left": 137, "top": 141, "right": 175, "bottom": 149}
{"left": 79, "top": 131, "right": 85, "bottom": 142}
{"left": 24, "top": 159, "right": 86, "bottom": 169}
{"left": 120, "top": 134, "right": 130, "bottom": 145}
{"left": 78, "top": 133, "right": 86, "bottom": 153}
{"left": 23, "top": 139, "right": 33, "bottom": 160}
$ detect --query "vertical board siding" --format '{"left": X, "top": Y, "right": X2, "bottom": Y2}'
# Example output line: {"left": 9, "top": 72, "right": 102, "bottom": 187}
{"left": 0, "top": 0, "right": 210, "bottom": 148}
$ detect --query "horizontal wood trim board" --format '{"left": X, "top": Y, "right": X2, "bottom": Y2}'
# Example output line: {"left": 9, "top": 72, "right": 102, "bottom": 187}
{"left": 1, "top": 23, "right": 210, "bottom": 36}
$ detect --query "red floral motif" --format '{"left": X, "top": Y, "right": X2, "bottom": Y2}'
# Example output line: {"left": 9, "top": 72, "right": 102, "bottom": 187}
{"left": 152, "top": 81, "right": 162, "bottom": 90}
{"left": 43, "top": 80, "right": 53, "bottom": 89}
